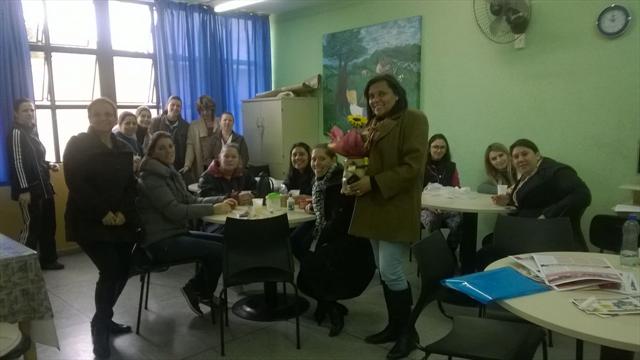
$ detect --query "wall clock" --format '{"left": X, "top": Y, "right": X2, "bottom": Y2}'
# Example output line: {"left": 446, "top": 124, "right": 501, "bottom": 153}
{"left": 597, "top": 4, "right": 632, "bottom": 37}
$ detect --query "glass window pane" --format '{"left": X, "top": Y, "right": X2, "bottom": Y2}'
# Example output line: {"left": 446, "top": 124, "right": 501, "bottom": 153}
{"left": 45, "top": 0, "right": 96, "bottom": 48}
{"left": 35, "top": 109, "right": 55, "bottom": 162}
{"left": 114, "top": 57, "right": 155, "bottom": 104}
{"left": 56, "top": 109, "right": 90, "bottom": 160}
{"left": 51, "top": 53, "right": 99, "bottom": 103}
{"left": 22, "top": 0, "right": 45, "bottom": 44}
{"left": 31, "top": 52, "right": 49, "bottom": 104}
{"left": 109, "top": 1, "right": 154, "bottom": 53}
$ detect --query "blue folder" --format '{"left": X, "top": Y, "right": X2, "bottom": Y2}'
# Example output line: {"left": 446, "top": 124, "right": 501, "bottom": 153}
{"left": 442, "top": 267, "right": 549, "bottom": 304}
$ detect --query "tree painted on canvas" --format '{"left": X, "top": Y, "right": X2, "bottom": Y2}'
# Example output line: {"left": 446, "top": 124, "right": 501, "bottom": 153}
{"left": 322, "top": 16, "right": 422, "bottom": 133}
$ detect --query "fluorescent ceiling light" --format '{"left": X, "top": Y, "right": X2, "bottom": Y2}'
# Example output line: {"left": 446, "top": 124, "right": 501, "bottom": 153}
{"left": 214, "top": 0, "right": 266, "bottom": 13}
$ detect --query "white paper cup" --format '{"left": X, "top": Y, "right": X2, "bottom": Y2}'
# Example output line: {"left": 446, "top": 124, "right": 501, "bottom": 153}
{"left": 497, "top": 184, "right": 508, "bottom": 195}
{"left": 252, "top": 198, "right": 263, "bottom": 207}
{"left": 289, "top": 189, "right": 301, "bottom": 197}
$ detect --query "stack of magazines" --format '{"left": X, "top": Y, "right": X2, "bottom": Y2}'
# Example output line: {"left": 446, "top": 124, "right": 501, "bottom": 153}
{"left": 510, "top": 253, "right": 638, "bottom": 292}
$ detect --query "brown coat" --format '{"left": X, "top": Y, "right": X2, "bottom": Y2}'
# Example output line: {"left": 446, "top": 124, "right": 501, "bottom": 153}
{"left": 349, "top": 109, "right": 429, "bottom": 243}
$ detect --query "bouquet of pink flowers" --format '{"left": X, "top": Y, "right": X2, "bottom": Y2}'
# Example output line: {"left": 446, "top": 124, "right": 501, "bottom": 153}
{"left": 328, "top": 115, "right": 369, "bottom": 194}
{"left": 327, "top": 115, "right": 369, "bottom": 158}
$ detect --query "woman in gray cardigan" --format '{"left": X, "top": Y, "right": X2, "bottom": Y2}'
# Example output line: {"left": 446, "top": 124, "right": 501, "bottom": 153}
{"left": 136, "top": 131, "right": 236, "bottom": 316}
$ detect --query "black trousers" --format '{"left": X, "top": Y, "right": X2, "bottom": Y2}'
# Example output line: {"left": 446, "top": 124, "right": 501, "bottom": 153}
{"left": 79, "top": 240, "right": 134, "bottom": 327}
{"left": 18, "top": 196, "right": 58, "bottom": 264}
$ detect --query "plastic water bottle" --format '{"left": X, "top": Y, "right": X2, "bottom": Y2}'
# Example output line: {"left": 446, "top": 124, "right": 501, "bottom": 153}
{"left": 620, "top": 214, "right": 640, "bottom": 266}
{"left": 287, "top": 194, "right": 295, "bottom": 211}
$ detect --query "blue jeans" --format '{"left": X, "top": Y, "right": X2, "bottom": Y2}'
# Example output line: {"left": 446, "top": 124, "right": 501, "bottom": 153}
{"left": 371, "top": 239, "right": 410, "bottom": 291}
{"left": 146, "top": 231, "right": 223, "bottom": 296}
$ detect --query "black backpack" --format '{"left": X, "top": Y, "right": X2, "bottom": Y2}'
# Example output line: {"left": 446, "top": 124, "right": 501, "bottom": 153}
{"left": 255, "top": 171, "right": 274, "bottom": 198}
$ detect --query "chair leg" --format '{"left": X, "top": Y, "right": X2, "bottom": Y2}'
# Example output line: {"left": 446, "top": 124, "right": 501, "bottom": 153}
{"left": 144, "top": 272, "right": 151, "bottom": 310}
{"left": 547, "top": 329, "right": 554, "bottom": 347}
{"left": 282, "top": 282, "right": 287, "bottom": 297}
{"left": 224, "top": 288, "right": 230, "bottom": 327}
{"left": 542, "top": 337, "right": 548, "bottom": 360}
{"left": 293, "top": 284, "right": 300, "bottom": 349}
{"left": 436, "top": 300, "right": 453, "bottom": 319}
{"left": 576, "top": 339, "right": 583, "bottom": 360}
{"left": 136, "top": 272, "right": 147, "bottom": 335}
{"left": 220, "top": 287, "right": 226, "bottom": 356}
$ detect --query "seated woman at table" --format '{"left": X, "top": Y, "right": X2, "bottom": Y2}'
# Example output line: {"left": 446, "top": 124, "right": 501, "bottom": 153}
{"left": 296, "top": 144, "right": 375, "bottom": 337}
{"left": 420, "top": 133, "right": 462, "bottom": 254}
{"left": 283, "top": 142, "right": 313, "bottom": 195}
{"left": 137, "top": 131, "right": 237, "bottom": 316}
{"left": 477, "top": 142, "right": 516, "bottom": 194}
{"left": 492, "top": 138, "right": 591, "bottom": 249}
{"left": 198, "top": 143, "right": 257, "bottom": 199}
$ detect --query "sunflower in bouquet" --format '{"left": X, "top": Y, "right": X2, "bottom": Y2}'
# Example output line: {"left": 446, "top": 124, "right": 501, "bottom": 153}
{"left": 328, "top": 115, "right": 370, "bottom": 194}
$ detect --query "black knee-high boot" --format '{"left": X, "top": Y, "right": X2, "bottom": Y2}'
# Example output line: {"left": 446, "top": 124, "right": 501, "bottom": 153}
{"left": 365, "top": 282, "right": 400, "bottom": 344}
{"left": 386, "top": 286, "right": 419, "bottom": 359}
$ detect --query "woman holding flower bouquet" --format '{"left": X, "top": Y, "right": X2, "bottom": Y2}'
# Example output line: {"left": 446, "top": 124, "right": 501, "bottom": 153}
{"left": 346, "top": 74, "right": 428, "bottom": 360}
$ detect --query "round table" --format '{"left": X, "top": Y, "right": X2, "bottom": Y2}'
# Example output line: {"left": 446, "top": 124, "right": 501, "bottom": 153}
{"left": 202, "top": 206, "right": 315, "bottom": 321}
{"left": 421, "top": 189, "right": 512, "bottom": 273}
{"left": 202, "top": 206, "right": 315, "bottom": 228}
{"left": 488, "top": 252, "right": 640, "bottom": 358}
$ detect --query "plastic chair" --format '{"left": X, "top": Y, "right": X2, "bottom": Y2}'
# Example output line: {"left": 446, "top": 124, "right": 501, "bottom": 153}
{"left": 131, "top": 244, "right": 210, "bottom": 335}
{"left": 492, "top": 215, "right": 580, "bottom": 255}
{"left": 219, "top": 213, "right": 301, "bottom": 356}
{"left": 589, "top": 214, "right": 631, "bottom": 253}
{"left": 411, "top": 231, "right": 548, "bottom": 360}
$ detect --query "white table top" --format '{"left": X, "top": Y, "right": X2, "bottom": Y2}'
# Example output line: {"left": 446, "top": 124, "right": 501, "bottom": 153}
{"left": 488, "top": 252, "right": 640, "bottom": 352}
{"left": 202, "top": 206, "right": 315, "bottom": 228}
{"left": 620, "top": 184, "right": 640, "bottom": 191}
{"left": 421, "top": 190, "right": 513, "bottom": 214}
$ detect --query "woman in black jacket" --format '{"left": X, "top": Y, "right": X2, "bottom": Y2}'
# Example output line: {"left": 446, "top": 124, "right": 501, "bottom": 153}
{"left": 296, "top": 144, "right": 375, "bottom": 337}
{"left": 492, "top": 138, "right": 591, "bottom": 249}
{"left": 8, "top": 98, "right": 62, "bottom": 270}
{"left": 283, "top": 142, "right": 313, "bottom": 195}
{"left": 64, "top": 97, "right": 140, "bottom": 359}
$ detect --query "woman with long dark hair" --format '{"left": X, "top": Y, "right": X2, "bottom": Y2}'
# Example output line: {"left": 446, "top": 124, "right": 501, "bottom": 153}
{"left": 283, "top": 142, "right": 314, "bottom": 195}
{"left": 347, "top": 74, "right": 429, "bottom": 359}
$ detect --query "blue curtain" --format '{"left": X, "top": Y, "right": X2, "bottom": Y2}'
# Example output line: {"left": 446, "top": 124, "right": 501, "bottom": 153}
{"left": 0, "top": 1, "right": 34, "bottom": 186}
{"left": 154, "top": 1, "right": 271, "bottom": 133}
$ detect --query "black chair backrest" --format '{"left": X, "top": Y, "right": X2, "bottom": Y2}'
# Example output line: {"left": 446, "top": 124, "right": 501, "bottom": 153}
{"left": 247, "top": 164, "right": 270, "bottom": 178}
{"left": 589, "top": 214, "right": 636, "bottom": 253}
{"left": 409, "top": 230, "right": 457, "bottom": 325}
{"left": 493, "top": 215, "right": 579, "bottom": 256}
{"left": 223, "top": 213, "right": 292, "bottom": 285}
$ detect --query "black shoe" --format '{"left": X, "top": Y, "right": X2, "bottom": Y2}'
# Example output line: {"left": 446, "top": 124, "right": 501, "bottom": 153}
{"left": 335, "top": 302, "right": 349, "bottom": 316}
{"left": 364, "top": 325, "right": 399, "bottom": 344}
{"left": 109, "top": 320, "right": 132, "bottom": 335}
{"left": 328, "top": 303, "right": 345, "bottom": 337}
{"left": 386, "top": 329, "right": 419, "bottom": 359}
{"left": 91, "top": 323, "right": 110, "bottom": 359}
{"left": 41, "top": 261, "right": 64, "bottom": 270}
{"left": 181, "top": 285, "right": 203, "bottom": 316}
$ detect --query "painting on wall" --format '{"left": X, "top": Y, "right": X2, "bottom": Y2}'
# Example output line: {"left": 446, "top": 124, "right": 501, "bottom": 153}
{"left": 322, "top": 16, "right": 422, "bottom": 133}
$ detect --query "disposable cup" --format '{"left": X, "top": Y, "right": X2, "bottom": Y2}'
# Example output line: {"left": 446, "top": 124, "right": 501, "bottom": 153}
{"left": 497, "top": 185, "right": 508, "bottom": 195}
{"left": 252, "top": 198, "right": 263, "bottom": 207}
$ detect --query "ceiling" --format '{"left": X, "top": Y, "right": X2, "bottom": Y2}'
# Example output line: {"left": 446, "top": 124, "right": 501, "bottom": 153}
{"left": 193, "top": 0, "right": 343, "bottom": 15}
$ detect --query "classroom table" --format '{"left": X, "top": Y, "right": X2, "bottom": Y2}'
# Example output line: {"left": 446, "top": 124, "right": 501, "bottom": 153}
{"left": 487, "top": 252, "right": 640, "bottom": 360}
{"left": 0, "top": 234, "right": 59, "bottom": 359}
{"left": 421, "top": 189, "right": 512, "bottom": 273}
{"left": 203, "top": 206, "right": 315, "bottom": 321}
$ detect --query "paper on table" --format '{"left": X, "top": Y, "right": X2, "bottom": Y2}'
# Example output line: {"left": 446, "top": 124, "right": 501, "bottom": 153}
{"left": 613, "top": 204, "right": 640, "bottom": 213}
{"left": 533, "top": 254, "right": 624, "bottom": 291}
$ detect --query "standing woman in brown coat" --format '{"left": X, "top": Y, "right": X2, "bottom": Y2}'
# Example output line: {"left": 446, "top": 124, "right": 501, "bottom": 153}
{"left": 346, "top": 74, "right": 428, "bottom": 359}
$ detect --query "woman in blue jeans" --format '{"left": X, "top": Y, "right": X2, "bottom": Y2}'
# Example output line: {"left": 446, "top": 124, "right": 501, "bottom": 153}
{"left": 136, "top": 131, "right": 236, "bottom": 316}
{"left": 347, "top": 74, "right": 429, "bottom": 359}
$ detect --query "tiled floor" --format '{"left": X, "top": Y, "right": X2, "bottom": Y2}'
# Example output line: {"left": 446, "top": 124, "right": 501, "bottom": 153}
{"left": 31, "top": 251, "right": 626, "bottom": 360}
